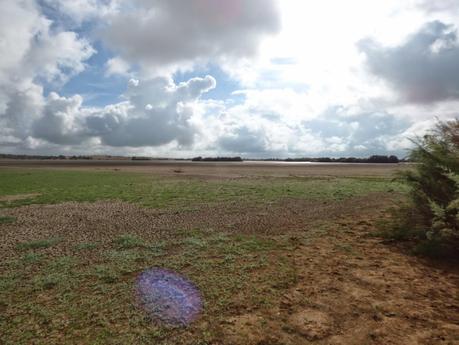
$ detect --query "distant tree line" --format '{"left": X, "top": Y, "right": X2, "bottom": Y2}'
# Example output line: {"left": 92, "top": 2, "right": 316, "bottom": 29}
{"left": 1, "top": 153, "right": 402, "bottom": 163}
{"left": 131, "top": 156, "right": 152, "bottom": 161}
{"left": 0, "top": 154, "right": 93, "bottom": 160}
{"left": 259, "top": 155, "right": 401, "bottom": 163}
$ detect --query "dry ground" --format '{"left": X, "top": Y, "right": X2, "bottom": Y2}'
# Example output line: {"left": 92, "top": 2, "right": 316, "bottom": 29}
{"left": 0, "top": 162, "right": 457, "bottom": 345}
{"left": 0, "top": 159, "right": 406, "bottom": 178}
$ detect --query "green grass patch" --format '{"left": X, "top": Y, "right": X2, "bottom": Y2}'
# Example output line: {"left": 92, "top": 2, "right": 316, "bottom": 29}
{"left": 0, "top": 216, "right": 16, "bottom": 224}
{"left": 92, "top": 265, "right": 119, "bottom": 284}
{"left": 1, "top": 229, "right": 303, "bottom": 344}
{"left": 47, "top": 256, "right": 78, "bottom": 271}
{"left": 0, "top": 169, "right": 407, "bottom": 209}
{"left": 113, "top": 234, "right": 145, "bottom": 249}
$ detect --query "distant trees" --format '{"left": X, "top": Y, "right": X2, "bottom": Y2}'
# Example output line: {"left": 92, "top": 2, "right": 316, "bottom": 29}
{"left": 0, "top": 153, "right": 68, "bottom": 160}
{"left": 367, "top": 155, "right": 399, "bottom": 163}
{"left": 264, "top": 155, "right": 400, "bottom": 163}
{"left": 390, "top": 119, "right": 459, "bottom": 256}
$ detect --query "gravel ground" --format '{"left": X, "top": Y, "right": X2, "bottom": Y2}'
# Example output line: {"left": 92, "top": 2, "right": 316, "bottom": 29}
{"left": 0, "top": 194, "right": 386, "bottom": 260}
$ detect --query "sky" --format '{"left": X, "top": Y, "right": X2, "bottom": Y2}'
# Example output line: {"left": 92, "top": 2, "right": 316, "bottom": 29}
{"left": 1, "top": 0, "right": 459, "bottom": 158}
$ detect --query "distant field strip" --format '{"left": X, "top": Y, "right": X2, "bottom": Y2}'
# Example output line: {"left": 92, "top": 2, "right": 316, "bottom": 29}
{"left": 0, "top": 169, "right": 407, "bottom": 209}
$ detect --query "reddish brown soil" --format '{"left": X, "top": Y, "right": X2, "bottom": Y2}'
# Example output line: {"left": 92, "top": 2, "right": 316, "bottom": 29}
{"left": 222, "top": 211, "right": 459, "bottom": 344}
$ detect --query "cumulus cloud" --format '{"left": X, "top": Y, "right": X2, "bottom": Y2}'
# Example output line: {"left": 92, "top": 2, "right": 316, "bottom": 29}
{"left": 33, "top": 92, "right": 88, "bottom": 145}
{"left": 85, "top": 76, "right": 216, "bottom": 147}
{"left": 359, "top": 21, "right": 459, "bottom": 104}
{"left": 2, "top": 83, "right": 44, "bottom": 139}
{"left": 6, "top": 74, "right": 215, "bottom": 150}
{"left": 0, "top": 1, "right": 94, "bottom": 85}
{"left": 103, "top": 0, "right": 281, "bottom": 74}
{"left": 0, "top": 0, "right": 95, "bottom": 144}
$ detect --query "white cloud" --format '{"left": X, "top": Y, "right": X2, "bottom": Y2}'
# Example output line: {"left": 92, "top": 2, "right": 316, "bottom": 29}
{"left": 85, "top": 75, "right": 216, "bottom": 147}
{"left": 105, "top": 57, "right": 131, "bottom": 76}
{"left": 102, "top": 0, "right": 281, "bottom": 75}
{"left": 2, "top": 0, "right": 458, "bottom": 157}
{"left": 26, "top": 75, "right": 216, "bottom": 149}
{"left": 0, "top": 0, "right": 94, "bottom": 142}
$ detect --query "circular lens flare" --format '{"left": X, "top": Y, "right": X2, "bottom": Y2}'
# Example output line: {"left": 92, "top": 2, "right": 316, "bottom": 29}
{"left": 135, "top": 268, "right": 202, "bottom": 326}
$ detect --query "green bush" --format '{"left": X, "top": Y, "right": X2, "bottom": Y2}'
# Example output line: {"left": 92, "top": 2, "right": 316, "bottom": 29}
{"left": 395, "top": 119, "right": 459, "bottom": 256}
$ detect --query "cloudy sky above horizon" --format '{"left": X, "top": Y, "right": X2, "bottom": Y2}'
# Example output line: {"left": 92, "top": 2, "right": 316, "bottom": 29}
{"left": 1, "top": 0, "right": 459, "bottom": 158}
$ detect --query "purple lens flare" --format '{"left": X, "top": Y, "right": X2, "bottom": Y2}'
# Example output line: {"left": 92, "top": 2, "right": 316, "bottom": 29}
{"left": 135, "top": 268, "right": 203, "bottom": 326}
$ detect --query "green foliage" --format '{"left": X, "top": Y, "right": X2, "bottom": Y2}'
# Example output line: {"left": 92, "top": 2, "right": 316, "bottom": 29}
{"left": 396, "top": 119, "right": 459, "bottom": 256}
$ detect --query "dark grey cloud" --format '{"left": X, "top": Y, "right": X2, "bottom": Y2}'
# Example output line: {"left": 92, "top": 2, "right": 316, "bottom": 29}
{"left": 359, "top": 21, "right": 459, "bottom": 103}
{"left": 103, "top": 0, "right": 281, "bottom": 72}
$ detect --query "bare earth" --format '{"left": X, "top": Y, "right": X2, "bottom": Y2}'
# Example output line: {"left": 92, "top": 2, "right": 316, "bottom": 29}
{"left": 0, "top": 159, "right": 407, "bottom": 178}
{"left": 0, "top": 161, "right": 458, "bottom": 345}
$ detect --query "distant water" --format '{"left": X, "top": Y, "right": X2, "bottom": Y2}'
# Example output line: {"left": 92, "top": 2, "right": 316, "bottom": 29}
{"left": 241, "top": 160, "right": 380, "bottom": 165}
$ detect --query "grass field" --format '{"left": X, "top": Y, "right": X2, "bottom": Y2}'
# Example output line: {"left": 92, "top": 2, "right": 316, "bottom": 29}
{"left": 0, "top": 169, "right": 404, "bottom": 208}
{"left": 1, "top": 164, "right": 458, "bottom": 345}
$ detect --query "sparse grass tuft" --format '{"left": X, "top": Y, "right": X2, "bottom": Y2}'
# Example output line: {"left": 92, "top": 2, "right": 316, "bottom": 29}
{"left": 16, "top": 238, "right": 61, "bottom": 250}
{"left": 113, "top": 234, "right": 145, "bottom": 249}
{"left": 33, "top": 273, "right": 67, "bottom": 290}
{"left": 93, "top": 265, "right": 119, "bottom": 284}
{"left": 47, "top": 256, "right": 78, "bottom": 271}
{"left": 74, "top": 242, "right": 97, "bottom": 251}
{"left": 21, "top": 252, "right": 44, "bottom": 264}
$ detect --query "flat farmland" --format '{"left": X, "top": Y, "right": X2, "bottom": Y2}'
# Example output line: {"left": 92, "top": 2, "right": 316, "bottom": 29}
{"left": 0, "top": 161, "right": 458, "bottom": 345}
